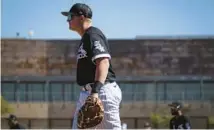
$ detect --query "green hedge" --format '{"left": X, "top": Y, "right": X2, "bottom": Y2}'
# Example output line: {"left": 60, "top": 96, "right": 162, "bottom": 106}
{"left": 208, "top": 117, "right": 214, "bottom": 129}
{"left": 1, "top": 96, "right": 14, "bottom": 116}
{"left": 150, "top": 113, "right": 172, "bottom": 128}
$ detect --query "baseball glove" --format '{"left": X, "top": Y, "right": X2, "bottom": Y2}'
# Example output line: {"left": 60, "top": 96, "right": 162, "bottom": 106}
{"left": 77, "top": 95, "right": 104, "bottom": 129}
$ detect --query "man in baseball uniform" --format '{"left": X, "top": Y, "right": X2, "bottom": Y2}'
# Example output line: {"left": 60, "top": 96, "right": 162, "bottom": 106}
{"left": 169, "top": 102, "right": 191, "bottom": 130}
{"left": 61, "top": 3, "right": 122, "bottom": 129}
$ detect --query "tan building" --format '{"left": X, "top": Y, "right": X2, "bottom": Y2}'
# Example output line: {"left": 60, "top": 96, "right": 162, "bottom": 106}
{"left": 1, "top": 37, "right": 214, "bottom": 129}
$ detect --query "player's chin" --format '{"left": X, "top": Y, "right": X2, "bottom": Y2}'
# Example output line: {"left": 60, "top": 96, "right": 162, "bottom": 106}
{"left": 69, "top": 26, "right": 76, "bottom": 31}
{"left": 69, "top": 27, "right": 74, "bottom": 31}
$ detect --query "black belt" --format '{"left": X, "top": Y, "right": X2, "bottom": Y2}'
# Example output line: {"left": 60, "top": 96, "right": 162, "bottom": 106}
{"left": 83, "top": 81, "right": 114, "bottom": 91}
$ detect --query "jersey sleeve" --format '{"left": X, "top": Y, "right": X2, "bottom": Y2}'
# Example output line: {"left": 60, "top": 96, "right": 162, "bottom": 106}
{"left": 88, "top": 33, "right": 111, "bottom": 62}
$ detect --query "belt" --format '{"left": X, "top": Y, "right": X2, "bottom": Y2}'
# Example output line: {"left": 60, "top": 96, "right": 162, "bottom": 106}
{"left": 82, "top": 81, "right": 114, "bottom": 91}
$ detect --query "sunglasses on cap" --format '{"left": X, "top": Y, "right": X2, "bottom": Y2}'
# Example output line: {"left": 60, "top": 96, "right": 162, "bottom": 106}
{"left": 67, "top": 13, "right": 80, "bottom": 22}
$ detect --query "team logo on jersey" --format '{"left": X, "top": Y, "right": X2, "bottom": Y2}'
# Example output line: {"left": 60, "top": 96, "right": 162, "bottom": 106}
{"left": 178, "top": 124, "right": 184, "bottom": 129}
{"left": 77, "top": 44, "right": 87, "bottom": 60}
{"left": 94, "top": 41, "right": 105, "bottom": 52}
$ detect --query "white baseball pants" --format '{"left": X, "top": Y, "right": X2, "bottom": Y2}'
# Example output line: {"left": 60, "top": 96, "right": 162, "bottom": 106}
{"left": 72, "top": 82, "right": 122, "bottom": 129}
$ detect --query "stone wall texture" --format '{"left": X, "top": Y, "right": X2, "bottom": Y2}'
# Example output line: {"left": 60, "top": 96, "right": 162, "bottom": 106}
{"left": 2, "top": 38, "right": 214, "bottom": 76}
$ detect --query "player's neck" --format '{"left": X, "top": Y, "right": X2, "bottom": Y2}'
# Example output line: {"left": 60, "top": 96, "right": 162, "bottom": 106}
{"left": 78, "top": 22, "right": 92, "bottom": 37}
{"left": 178, "top": 111, "right": 182, "bottom": 116}
{"left": 175, "top": 112, "right": 182, "bottom": 117}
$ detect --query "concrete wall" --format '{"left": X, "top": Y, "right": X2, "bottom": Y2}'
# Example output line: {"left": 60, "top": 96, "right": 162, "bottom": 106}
{"left": 1, "top": 102, "right": 213, "bottom": 129}
{"left": 2, "top": 102, "right": 213, "bottom": 119}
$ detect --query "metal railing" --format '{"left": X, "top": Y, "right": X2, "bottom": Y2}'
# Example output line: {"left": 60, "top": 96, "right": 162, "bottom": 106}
{"left": 2, "top": 91, "right": 214, "bottom": 103}
{"left": 1, "top": 75, "right": 214, "bottom": 103}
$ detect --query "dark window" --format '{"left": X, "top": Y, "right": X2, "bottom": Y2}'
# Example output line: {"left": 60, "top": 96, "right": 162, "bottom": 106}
{"left": 185, "top": 82, "right": 200, "bottom": 101}
{"left": 16, "top": 83, "right": 27, "bottom": 102}
{"left": 72, "top": 83, "right": 81, "bottom": 101}
{"left": 156, "top": 83, "right": 165, "bottom": 102}
{"left": 28, "top": 83, "right": 44, "bottom": 101}
{"left": 119, "top": 83, "right": 134, "bottom": 101}
{"left": 165, "top": 82, "right": 200, "bottom": 101}
{"left": 134, "top": 83, "right": 156, "bottom": 101}
{"left": 203, "top": 82, "right": 214, "bottom": 100}
{"left": 166, "top": 83, "right": 186, "bottom": 101}
{"left": 1, "top": 83, "right": 15, "bottom": 102}
{"left": 64, "top": 83, "right": 72, "bottom": 101}
{"left": 50, "top": 83, "right": 63, "bottom": 101}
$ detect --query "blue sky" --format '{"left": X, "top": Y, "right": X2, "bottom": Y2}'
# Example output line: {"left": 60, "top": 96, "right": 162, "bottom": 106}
{"left": 1, "top": 0, "right": 214, "bottom": 39}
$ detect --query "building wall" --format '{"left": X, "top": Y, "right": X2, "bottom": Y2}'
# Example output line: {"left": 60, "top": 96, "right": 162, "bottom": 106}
{"left": 1, "top": 102, "right": 213, "bottom": 129}
{"left": 1, "top": 38, "right": 214, "bottom": 129}
{"left": 2, "top": 79, "right": 214, "bottom": 103}
{"left": 1, "top": 79, "right": 214, "bottom": 129}
{"left": 2, "top": 102, "right": 213, "bottom": 118}
{"left": 2, "top": 38, "right": 214, "bottom": 76}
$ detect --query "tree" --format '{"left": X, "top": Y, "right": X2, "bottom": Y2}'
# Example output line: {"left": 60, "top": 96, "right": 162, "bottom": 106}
{"left": 150, "top": 113, "right": 172, "bottom": 128}
{"left": 150, "top": 113, "right": 163, "bottom": 128}
{"left": 1, "top": 96, "right": 14, "bottom": 115}
{"left": 208, "top": 117, "right": 214, "bottom": 129}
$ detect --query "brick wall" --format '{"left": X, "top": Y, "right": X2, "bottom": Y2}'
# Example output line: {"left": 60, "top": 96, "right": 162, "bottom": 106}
{"left": 2, "top": 38, "right": 214, "bottom": 76}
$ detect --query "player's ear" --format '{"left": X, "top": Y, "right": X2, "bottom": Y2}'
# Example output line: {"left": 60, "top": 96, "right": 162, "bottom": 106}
{"left": 80, "top": 15, "right": 85, "bottom": 22}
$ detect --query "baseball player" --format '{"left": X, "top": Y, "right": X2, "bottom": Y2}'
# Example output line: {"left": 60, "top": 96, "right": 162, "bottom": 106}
{"left": 168, "top": 102, "right": 191, "bottom": 129}
{"left": 143, "top": 122, "right": 152, "bottom": 130}
{"left": 61, "top": 3, "right": 122, "bottom": 129}
{"left": 7, "top": 114, "right": 25, "bottom": 129}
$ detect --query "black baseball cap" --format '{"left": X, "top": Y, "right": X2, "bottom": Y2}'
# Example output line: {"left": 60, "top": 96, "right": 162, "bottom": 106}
{"left": 168, "top": 102, "right": 182, "bottom": 109}
{"left": 61, "top": 3, "right": 92, "bottom": 19}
